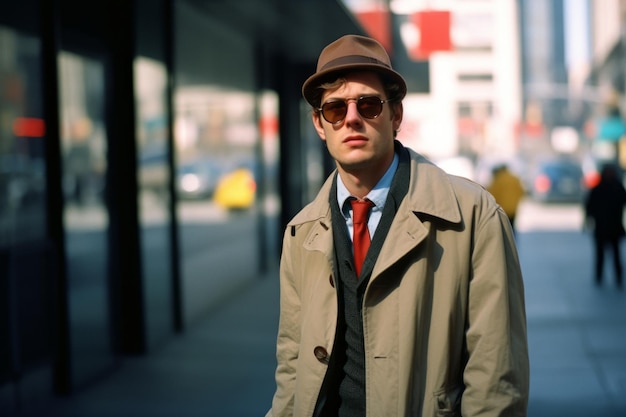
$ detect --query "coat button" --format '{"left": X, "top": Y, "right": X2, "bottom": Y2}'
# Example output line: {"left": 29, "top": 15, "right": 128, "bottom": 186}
{"left": 329, "top": 275, "right": 335, "bottom": 288}
{"left": 313, "top": 346, "right": 329, "bottom": 364}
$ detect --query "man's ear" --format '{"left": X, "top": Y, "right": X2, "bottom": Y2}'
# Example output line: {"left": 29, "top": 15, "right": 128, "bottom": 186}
{"left": 312, "top": 111, "right": 326, "bottom": 141}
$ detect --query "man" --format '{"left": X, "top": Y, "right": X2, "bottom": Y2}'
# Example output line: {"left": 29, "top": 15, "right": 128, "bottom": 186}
{"left": 585, "top": 163, "right": 626, "bottom": 289}
{"left": 487, "top": 163, "right": 526, "bottom": 234}
{"left": 266, "top": 35, "right": 529, "bottom": 417}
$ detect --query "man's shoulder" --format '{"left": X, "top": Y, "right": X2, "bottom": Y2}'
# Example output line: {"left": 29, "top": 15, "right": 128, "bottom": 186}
{"left": 400, "top": 150, "right": 488, "bottom": 224}
{"left": 405, "top": 149, "right": 487, "bottom": 196}
{"left": 286, "top": 175, "right": 334, "bottom": 227}
{"left": 288, "top": 198, "right": 330, "bottom": 226}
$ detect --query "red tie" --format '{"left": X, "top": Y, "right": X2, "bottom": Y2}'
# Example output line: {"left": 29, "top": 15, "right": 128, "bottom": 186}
{"left": 351, "top": 199, "right": 375, "bottom": 277}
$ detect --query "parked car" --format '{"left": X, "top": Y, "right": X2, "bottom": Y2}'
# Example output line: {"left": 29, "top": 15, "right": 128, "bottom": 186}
{"left": 530, "top": 156, "right": 586, "bottom": 203}
{"left": 580, "top": 153, "right": 601, "bottom": 189}
{"left": 176, "top": 157, "right": 225, "bottom": 200}
{"left": 213, "top": 167, "right": 256, "bottom": 210}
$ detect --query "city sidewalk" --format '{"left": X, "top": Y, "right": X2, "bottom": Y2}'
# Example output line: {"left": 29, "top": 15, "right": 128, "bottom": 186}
{"left": 519, "top": 229, "right": 626, "bottom": 416}
{"left": 14, "top": 210, "right": 626, "bottom": 416}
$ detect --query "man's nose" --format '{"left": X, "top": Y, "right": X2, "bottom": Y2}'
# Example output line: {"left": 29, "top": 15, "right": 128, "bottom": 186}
{"left": 344, "top": 101, "right": 362, "bottom": 123}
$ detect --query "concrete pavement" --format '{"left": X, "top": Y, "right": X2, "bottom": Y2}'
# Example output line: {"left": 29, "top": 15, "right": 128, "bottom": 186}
{"left": 12, "top": 206, "right": 626, "bottom": 416}
{"left": 519, "top": 229, "right": 626, "bottom": 416}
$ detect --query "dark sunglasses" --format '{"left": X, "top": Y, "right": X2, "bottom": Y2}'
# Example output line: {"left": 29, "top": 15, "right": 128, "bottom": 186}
{"left": 317, "top": 96, "right": 392, "bottom": 125}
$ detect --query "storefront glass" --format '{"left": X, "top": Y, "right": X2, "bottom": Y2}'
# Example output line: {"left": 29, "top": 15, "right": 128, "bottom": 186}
{"left": 0, "top": 23, "right": 50, "bottom": 399}
{"left": 135, "top": 56, "right": 174, "bottom": 347}
{"left": 174, "top": 3, "right": 263, "bottom": 323}
{"left": 58, "top": 51, "right": 114, "bottom": 386}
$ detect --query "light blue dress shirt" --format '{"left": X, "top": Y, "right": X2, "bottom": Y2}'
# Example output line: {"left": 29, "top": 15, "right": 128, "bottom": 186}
{"left": 337, "top": 153, "right": 399, "bottom": 243}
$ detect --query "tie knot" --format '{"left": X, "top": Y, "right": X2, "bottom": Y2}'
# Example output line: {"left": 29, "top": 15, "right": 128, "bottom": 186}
{"left": 350, "top": 199, "right": 374, "bottom": 225}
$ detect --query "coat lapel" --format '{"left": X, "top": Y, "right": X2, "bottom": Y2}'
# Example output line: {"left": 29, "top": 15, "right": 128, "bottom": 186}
{"left": 371, "top": 147, "right": 462, "bottom": 279}
{"left": 372, "top": 202, "right": 429, "bottom": 276}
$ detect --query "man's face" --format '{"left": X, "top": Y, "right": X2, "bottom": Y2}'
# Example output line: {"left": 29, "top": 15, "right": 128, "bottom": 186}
{"left": 312, "top": 72, "right": 402, "bottom": 177}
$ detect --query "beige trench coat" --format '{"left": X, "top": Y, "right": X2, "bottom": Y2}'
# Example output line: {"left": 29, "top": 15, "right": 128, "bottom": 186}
{"left": 266, "top": 149, "right": 529, "bottom": 417}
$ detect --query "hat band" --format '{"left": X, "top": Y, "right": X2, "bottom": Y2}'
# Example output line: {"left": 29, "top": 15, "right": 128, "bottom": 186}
{"left": 320, "top": 55, "right": 391, "bottom": 71}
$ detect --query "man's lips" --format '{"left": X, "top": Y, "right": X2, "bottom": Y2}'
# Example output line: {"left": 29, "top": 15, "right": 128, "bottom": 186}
{"left": 344, "top": 135, "right": 368, "bottom": 144}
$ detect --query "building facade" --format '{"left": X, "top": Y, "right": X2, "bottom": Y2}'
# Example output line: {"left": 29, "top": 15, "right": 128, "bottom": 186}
{"left": 0, "top": 0, "right": 362, "bottom": 411}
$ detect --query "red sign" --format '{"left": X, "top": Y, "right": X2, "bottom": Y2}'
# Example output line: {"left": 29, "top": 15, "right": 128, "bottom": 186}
{"left": 410, "top": 10, "right": 452, "bottom": 60}
{"left": 13, "top": 117, "right": 45, "bottom": 137}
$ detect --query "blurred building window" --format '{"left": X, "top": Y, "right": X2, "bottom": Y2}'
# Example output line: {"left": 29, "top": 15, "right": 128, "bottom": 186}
{"left": 458, "top": 73, "right": 494, "bottom": 82}
{"left": 457, "top": 100, "right": 494, "bottom": 157}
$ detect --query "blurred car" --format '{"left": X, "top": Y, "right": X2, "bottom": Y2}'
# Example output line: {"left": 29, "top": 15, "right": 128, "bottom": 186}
{"left": 176, "top": 157, "right": 224, "bottom": 200}
{"left": 530, "top": 157, "right": 586, "bottom": 203}
{"left": 213, "top": 167, "right": 256, "bottom": 210}
{"left": 580, "top": 153, "right": 602, "bottom": 189}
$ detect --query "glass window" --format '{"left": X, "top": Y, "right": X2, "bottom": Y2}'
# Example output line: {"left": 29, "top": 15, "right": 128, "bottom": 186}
{"left": 0, "top": 23, "right": 49, "bottom": 398}
{"left": 0, "top": 26, "right": 47, "bottom": 247}
{"left": 174, "top": 2, "right": 266, "bottom": 324}
{"left": 135, "top": 56, "right": 173, "bottom": 347}
{"left": 58, "top": 51, "right": 114, "bottom": 386}
{"left": 174, "top": 85, "right": 261, "bottom": 322}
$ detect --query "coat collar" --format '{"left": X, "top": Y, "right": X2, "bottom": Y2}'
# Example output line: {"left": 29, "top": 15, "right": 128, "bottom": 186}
{"left": 289, "top": 147, "right": 463, "bottom": 282}
{"left": 287, "top": 144, "right": 464, "bottom": 279}
{"left": 403, "top": 147, "right": 462, "bottom": 224}
{"left": 288, "top": 144, "right": 462, "bottom": 228}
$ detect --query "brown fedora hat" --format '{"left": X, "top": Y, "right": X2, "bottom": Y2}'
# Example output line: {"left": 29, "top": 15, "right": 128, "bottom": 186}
{"left": 302, "top": 34, "right": 407, "bottom": 106}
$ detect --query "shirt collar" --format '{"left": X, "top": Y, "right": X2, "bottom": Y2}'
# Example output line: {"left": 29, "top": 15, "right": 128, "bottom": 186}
{"left": 337, "top": 152, "right": 399, "bottom": 214}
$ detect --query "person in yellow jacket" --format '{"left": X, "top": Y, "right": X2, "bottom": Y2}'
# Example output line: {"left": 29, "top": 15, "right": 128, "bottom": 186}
{"left": 487, "top": 164, "right": 526, "bottom": 233}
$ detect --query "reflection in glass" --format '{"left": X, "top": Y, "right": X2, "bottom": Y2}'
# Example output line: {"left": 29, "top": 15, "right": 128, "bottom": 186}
{"left": 0, "top": 24, "right": 50, "bottom": 394}
{"left": 135, "top": 57, "right": 173, "bottom": 347}
{"left": 175, "top": 86, "right": 260, "bottom": 323}
{"left": 0, "top": 27, "right": 47, "bottom": 247}
{"left": 59, "top": 51, "right": 114, "bottom": 386}
{"left": 258, "top": 90, "right": 281, "bottom": 270}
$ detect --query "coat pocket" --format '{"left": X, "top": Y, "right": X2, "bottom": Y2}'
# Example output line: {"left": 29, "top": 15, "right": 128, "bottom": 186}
{"left": 433, "top": 385, "right": 463, "bottom": 416}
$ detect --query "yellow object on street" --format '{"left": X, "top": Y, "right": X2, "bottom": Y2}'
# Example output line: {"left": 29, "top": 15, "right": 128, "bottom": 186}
{"left": 213, "top": 168, "right": 256, "bottom": 209}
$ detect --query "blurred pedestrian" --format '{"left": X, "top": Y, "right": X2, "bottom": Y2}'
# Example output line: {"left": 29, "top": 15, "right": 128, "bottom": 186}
{"left": 266, "top": 35, "right": 529, "bottom": 417}
{"left": 487, "top": 163, "right": 526, "bottom": 233}
{"left": 585, "top": 163, "right": 626, "bottom": 289}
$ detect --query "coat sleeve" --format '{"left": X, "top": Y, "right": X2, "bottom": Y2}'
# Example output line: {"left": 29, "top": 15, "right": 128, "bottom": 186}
{"left": 462, "top": 199, "right": 530, "bottom": 416}
{"left": 266, "top": 228, "right": 301, "bottom": 417}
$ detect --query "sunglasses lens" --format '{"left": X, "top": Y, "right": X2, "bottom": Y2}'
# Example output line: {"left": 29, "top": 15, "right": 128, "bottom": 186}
{"left": 320, "top": 97, "right": 385, "bottom": 124}
{"left": 357, "top": 97, "right": 383, "bottom": 119}
{"left": 321, "top": 101, "right": 347, "bottom": 124}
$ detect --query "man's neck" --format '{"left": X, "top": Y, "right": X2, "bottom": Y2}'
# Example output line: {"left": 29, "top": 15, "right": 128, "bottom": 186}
{"left": 337, "top": 152, "right": 395, "bottom": 198}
